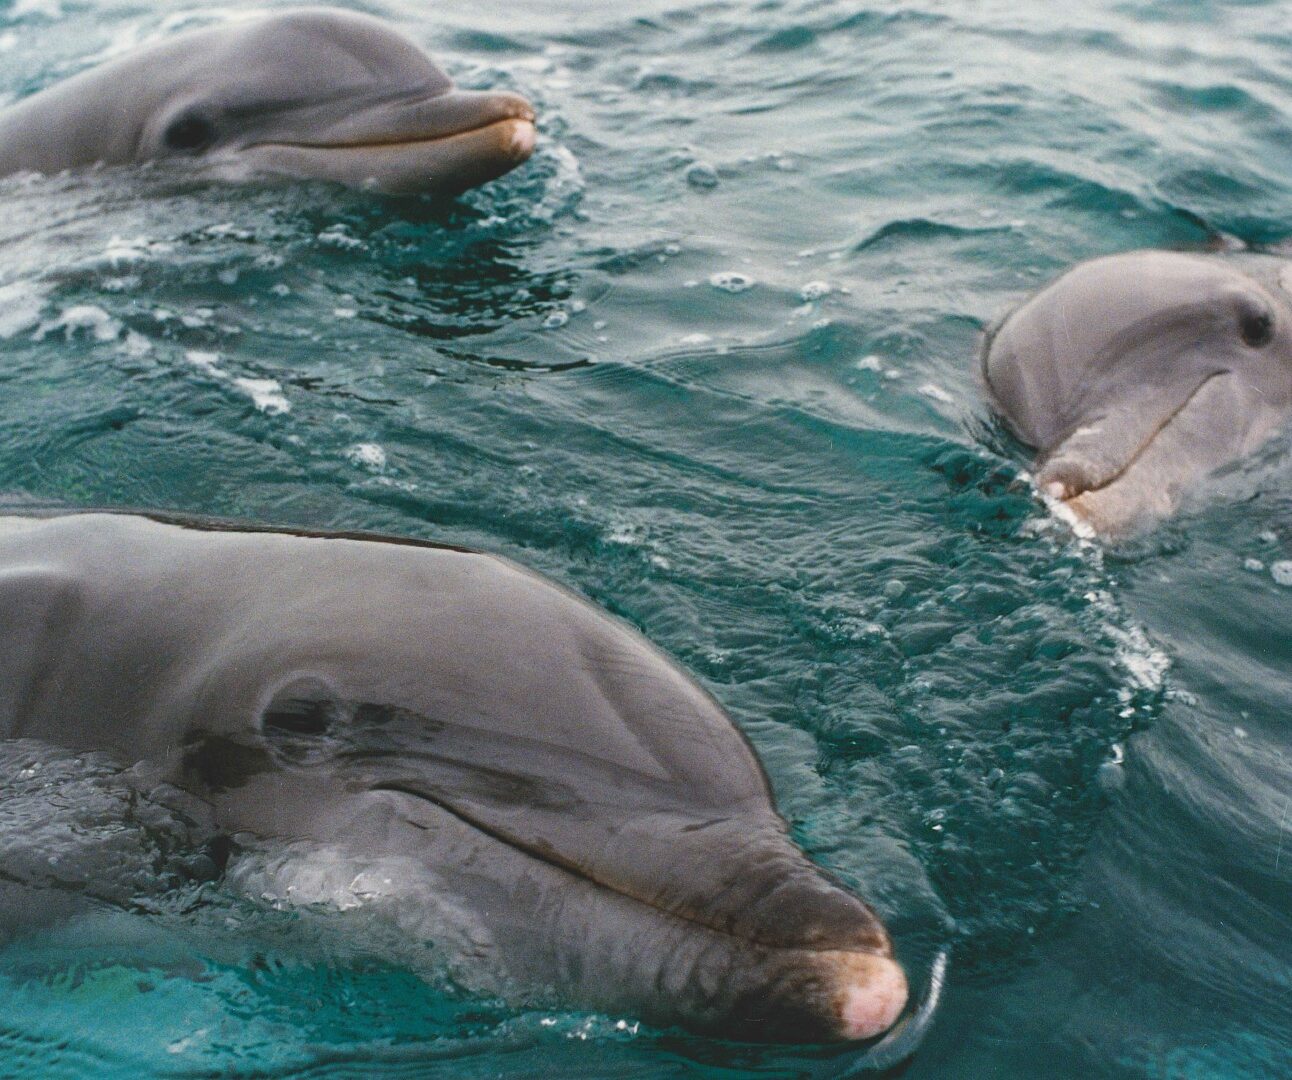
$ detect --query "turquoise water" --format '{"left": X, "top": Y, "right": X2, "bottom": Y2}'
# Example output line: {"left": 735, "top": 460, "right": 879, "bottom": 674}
{"left": 0, "top": 0, "right": 1291, "bottom": 1075}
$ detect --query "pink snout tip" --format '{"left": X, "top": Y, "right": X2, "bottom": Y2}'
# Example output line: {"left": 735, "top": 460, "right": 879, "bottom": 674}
{"left": 508, "top": 119, "right": 537, "bottom": 161}
{"left": 836, "top": 955, "right": 908, "bottom": 1041}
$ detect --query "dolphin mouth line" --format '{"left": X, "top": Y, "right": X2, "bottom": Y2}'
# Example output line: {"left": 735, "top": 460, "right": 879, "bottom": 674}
{"left": 372, "top": 780, "right": 892, "bottom": 960}
{"left": 1047, "top": 368, "right": 1231, "bottom": 500}
{"left": 248, "top": 114, "right": 536, "bottom": 154}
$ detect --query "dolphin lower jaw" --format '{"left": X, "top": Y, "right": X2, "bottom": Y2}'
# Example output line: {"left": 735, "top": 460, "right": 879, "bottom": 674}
{"left": 236, "top": 90, "right": 536, "bottom": 194}
{"left": 1039, "top": 369, "right": 1247, "bottom": 532}
{"left": 373, "top": 788, "right": 908, "bottom": 1043}
{"left": 550, "top": 898, "right": 909, "bottom": 1044}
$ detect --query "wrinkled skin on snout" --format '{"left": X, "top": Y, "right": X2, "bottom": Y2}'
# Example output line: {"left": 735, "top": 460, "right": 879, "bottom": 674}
{"left": 0, "top": 511, "right": 908, "bottom": 1044}
{"left": 981, "top": 251, "right": 1292, "bottom": 534}
{"left": 0, "top": 9, "right": 535, "bottom": 194}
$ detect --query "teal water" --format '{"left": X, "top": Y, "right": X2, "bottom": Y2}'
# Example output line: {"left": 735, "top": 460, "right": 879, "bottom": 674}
{"left": 0, "top": 0, "right": 1290, "bottom": 1076}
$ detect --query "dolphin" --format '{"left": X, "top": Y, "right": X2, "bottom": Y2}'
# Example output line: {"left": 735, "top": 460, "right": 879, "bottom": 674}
{"left": 980, "top": 250, "right": 1292, "bottom": 533}
{"left": 0, "top": 509, "right": 912, "bottom": 1046}
{"left": 0, "top": 9, "right": 536, "bottom": 194}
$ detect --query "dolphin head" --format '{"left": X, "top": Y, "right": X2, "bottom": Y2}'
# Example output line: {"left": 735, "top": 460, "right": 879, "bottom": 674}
{"left": 981, "top": 251, "right": 1292, "bottom": 532}
{"left": 183, "top": 651, "right": 909, "bottom": 1045}
{"left": 0, "top": 511, "right": 914, "bottom": 1043}
{"left": 0, "top": 9, "right": 536, "bottom": 194}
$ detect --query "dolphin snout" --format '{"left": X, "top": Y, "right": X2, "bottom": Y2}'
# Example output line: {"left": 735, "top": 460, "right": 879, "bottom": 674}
{"left": 708, "top": 904, "right": 910, "bottom": 1044}
{"left": 724, "top": 944, "right": 909, "bottom": 1044}
{"left": 475, "top": 91, "right": 536, "bottom": 163}
{"left": 505, "top": 115, "right": 537, "bottom": 162}
{"left": 413, "top": 88, "right": 536, "bottom": 143}
{"left": 486, "top": 90, "right": 536, "bottom": 125}
{"left": 831, "top": 952, "right": 909, "bottom": 1041}
{"left": 449, "top": 90, "right": 536, "bottom": 165}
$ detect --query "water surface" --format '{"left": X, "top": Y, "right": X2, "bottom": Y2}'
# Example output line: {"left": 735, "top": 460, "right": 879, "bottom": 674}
{"left": 0, "top": 0, "right": 1290, "bottom": 1076}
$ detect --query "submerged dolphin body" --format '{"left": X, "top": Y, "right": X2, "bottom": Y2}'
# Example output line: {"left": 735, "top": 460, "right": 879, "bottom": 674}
{"left": 0, "top": 510, "right": 910, "bottom": 1046}
{"left": 0, "top": 9, "right": 535, "bottom": 194}
{"left": 981, "top": 251, "right": 1292, "bottom": 533}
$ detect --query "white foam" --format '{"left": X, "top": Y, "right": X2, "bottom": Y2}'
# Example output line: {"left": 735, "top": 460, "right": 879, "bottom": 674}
{"left": 205, "top": 222, "right": 254, "bottom": 241}
{"left": 1042, "top": 488, "right": 1097, "bottom": 541}
{"left": 185, "top": 351, "right": 289, "bottom": 414}
{"left": 102, "top": 235, "right": 172, "bottom": 266}
{"left": 166, "top": 1030, "right": 209, "bottom": 1055}
{"left": 799, "top": 280, "right": 831, "bottom": 302}
{"left": 346, "top": 443, "right": 387, "bottom": 471}
{"left": 604, "top": 520, "right": 642, "bottom": 546}
{"left": 180, "top": 308, "right": 213, "bottom": 329}
{"left": 0, "top": 280, "right": 49, "bottom": 339}
{"left": 39, "top": 304, "right": 122, "bottom": 342}
{"left": 119, "top": 331, "right": 153, "bottom": 358}
{"left": 709, "top": 271, "right": 755, "bottom": 293}
{"left": 1270, "top": 561, "right": 1292, "bottom": 586}
{"left": 317, "top": 225, "right": 365, "bottom": 251}
{"left": 232, "top": 377, "right": 290, "bottom": 415}
{"left": 184, "top": 349, "right": 222, "bottom": 375}
{"left": 918, "top": 383, "right": 954, "bottom": 404}
{"left": 546, "top": 143, "right": 582, "bottom": 195}
{"left": 1091, "top": 588, "right": 1170, "bottom": 692}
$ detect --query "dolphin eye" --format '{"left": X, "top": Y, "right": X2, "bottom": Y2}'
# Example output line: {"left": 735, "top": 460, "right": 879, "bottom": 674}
{"left": 263, "top": 695, "right": 335, "bottom": 735}
{"left": 1239, "top": 302, "right": 1274, "bottom": 348}
{"left": 163, "top": 112, "right": 217, "bottom": 153}
{"left": 262, "top": 677, "right": 341, "bottom": 736}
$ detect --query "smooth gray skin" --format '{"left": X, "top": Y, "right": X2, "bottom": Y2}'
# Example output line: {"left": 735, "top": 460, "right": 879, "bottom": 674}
{"left": 0, "top": 510, "right": 910, "bottom": 1045}
{"left": 981, "top": 250, "right": 1292, "bottom": 533}
{"left": 0, "top": 9, "right": 536, "bottom": 194}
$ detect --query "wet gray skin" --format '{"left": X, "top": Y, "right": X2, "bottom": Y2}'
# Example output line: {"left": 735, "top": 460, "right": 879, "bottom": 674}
{"left": 0, "top": 9, "right": 536, "bottom": 194}
{"left": 0, "top": 511, "right": 909, "bottom": 1045}
{"left": 981, "top": 250, "right": 1292, "bottom": 534}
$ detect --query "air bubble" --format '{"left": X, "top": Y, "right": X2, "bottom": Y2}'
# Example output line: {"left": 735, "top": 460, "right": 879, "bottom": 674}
{"left": 709, "top": 272, "right": 754, "bottom": 293}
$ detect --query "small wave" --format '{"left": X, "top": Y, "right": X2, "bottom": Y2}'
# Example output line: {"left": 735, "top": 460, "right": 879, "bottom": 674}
{"left": 182, "top": 350, "right": 290, "bottom": 415}
{"left": 0, "top": 280, "right": 49, "bottom": 338}
{"left": 850, "top": 218, "right": 1014, "bottom": 254}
